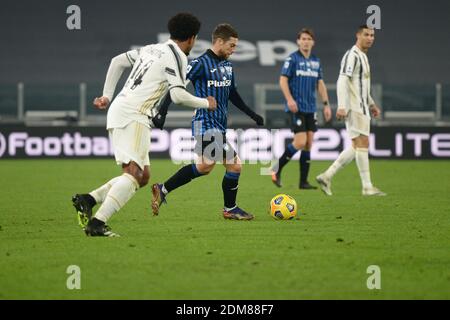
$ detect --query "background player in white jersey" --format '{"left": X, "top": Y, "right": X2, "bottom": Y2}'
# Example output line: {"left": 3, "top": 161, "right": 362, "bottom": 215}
{"left": 316, "top": 25, "right": 386, "bottom": 196}
{"left": 72, "top": 13, "right": 217, "bottom": 237}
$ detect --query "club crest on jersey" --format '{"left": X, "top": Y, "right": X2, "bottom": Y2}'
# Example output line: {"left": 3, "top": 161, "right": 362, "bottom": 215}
{"left": 310, "top": 61, "right": 320, "bottom": 69}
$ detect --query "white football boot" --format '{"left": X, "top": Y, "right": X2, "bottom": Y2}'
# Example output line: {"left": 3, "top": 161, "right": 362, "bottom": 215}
{"left": 316, "top": 173, "right": 332, "bottom": 196}
{"left": 362, "top": 186, "right": 387, "bottom": 196}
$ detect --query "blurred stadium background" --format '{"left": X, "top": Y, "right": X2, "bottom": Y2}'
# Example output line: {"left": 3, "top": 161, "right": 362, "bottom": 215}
{"left": 1, "top": 0, "right": 449, "bottom": 161}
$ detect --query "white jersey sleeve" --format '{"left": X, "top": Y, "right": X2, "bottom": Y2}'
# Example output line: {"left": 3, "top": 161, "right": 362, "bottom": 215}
{"left": 125, "top": 49, "right": 140, "bottom": 65}
{"left": 102, "top": 49, "right": 139, "bottom": 100}
{"left": 170, "top": 87, "right": 209, "bottom": 108}
{"left": 164, "top": 43, "right": 188, "bottom": 90}
{"left": 339, "top": 50, "right": 358, "bottom": 78}
{"left": 164, "top": 43, "right": 209, "bottom": 108}
{"left": 336, "top": 74, "right": 350, "bottom": 111}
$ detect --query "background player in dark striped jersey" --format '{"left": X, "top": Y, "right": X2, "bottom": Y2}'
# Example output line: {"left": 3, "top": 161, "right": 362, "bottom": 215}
{"left": 271, "top": 28, "right": 332, "bottom": 190}
{"left": 151, "top": 24, "right": 264, "bottom": 220}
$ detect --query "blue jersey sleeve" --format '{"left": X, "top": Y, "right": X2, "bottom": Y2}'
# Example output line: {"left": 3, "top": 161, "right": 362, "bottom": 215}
{"left": 187, "top": 59, "right": 203, "bottom": 82}
{"left": 280, "top": 55, "right": 295, "bottom": 78}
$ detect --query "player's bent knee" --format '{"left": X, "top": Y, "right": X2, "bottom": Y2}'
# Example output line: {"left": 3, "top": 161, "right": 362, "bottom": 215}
{"left": 293, "top": 142, "right": 305, "bottom": 150}
{"left": 139, "top": 178, "right": 149, "bottom": 188}
{"left": 197, "top": 163, "right": 215, "bottom": 175}
{"left": 227, "top": 163, "right": 241, "bottom": 173}
{"left": 123, "top": 162, "right": 146, "bottom": 187}
{"left": 358, "top": 138, "right": 369, "bottom": 148}
{"left": 140, "top": 169, "right": 150, "bottom": 188}
{"left": 292, "top": 139, "right": 305, "bottom": 150}
{"left": 352, "top": 135, "right": 369, "bottom": 149}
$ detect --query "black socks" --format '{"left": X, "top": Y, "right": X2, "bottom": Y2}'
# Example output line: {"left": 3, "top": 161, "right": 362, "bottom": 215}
{"left": 222, "top": 172, "right": 240, "bottom": 209}
{"left": 276, "top": 143, "right": 298, "bottom": 174}
{"left": 300, "top": 150, "right": 311, "bottom": 184}
{"left": 164, "top": 164, "right": 203, "bottom": 193}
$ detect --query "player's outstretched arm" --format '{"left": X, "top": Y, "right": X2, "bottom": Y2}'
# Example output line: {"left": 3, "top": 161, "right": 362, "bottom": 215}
{"left": 101, "top": 51, "right": 136, "bottom": 103}
{"left": 229, "top": 88, "right": 264, "bottom": 126}
{"left": 169, "top": 87, "right": 216, "bottom": 111}
{"left": 165, "top": 50, "right": 215, "bottom": 111}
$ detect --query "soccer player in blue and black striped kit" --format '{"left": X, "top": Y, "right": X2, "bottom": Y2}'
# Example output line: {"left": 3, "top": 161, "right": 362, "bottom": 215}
{"left": 152, "top": 24, "right": 264, "bottom": 220}
{"left": 272, "top": 28, "right": 332, "bottom": 189}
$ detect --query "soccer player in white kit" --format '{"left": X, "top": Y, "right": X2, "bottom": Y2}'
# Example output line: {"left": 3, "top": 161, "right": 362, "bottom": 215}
{"left": 72, "top": 13, "right": 217, "bottom": 236}
{"left": 316, "top": 25, "right": 386, "bottom": 196}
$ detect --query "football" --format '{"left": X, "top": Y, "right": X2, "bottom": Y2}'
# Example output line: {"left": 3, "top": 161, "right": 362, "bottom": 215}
{"left": 269, "top": 194, "right": 298, "bottom": 220}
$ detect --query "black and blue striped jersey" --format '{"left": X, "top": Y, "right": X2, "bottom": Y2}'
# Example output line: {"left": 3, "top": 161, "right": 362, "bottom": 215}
{"left": 281, "top": 51, "right": 323, "bottom": 114}
{"left": 188, "top": 49, "right": 235, "bottom": 136}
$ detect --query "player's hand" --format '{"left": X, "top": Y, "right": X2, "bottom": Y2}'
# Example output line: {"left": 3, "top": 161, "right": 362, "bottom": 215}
{"left": 323, "top": 106, "right": 332, "bottom": 122}
{"left": 370, "top": 105, "right": 381, "bottom": 118}
{"left": 336, "top": 108, "right": 347, "bottom": 120}
{"left": 252, "top": 114, "right": 265, "bottom": 126}
{"left": 287, "top": 99, "right": 298, "bottom": 113}
{"left": 206, "top": 96, "right": 217, "bottom": 111}
{"left": 93, "top": 96, "right": 110, "bottom": 110}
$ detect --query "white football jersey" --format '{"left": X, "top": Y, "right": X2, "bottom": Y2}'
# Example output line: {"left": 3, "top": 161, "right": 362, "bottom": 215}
{"left": 338, "top": 45, "right": 374, "bottom": 117}
{"left": 107, "top": 39, "right": 188, "bottom": 129}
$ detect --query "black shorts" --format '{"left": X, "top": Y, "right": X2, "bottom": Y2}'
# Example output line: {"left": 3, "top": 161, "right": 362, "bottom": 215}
{"left": 289, "top": 112, "right": 318, "bottom": 133}
{"left": 194, "top": 133, "right": 237, "bottom": 162}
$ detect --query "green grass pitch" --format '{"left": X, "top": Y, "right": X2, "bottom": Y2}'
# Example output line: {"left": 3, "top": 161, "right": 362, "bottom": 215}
{"left": 0, "top": 159, "right": 449, "bottom": 299}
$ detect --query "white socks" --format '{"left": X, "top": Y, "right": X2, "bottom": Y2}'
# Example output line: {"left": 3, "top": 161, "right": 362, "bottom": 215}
{"left": 355, "top": 148, "right": 373, "bottom": 189}
{"left": 324, "top": 146, "right": 374, "bottom": 190}
{"left": 94, "top": 173, "right": 139, "bottom": 223}
{"left": 325, "top": 147, "right": 356, "bottom": 178}
{"left": 89, "top": 176, "right": 121, "bottom": 204}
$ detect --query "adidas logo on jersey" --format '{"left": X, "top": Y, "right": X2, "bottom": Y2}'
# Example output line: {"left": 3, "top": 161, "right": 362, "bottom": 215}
{"left": 207, "top": 80, "right": 232, "bottom": 87}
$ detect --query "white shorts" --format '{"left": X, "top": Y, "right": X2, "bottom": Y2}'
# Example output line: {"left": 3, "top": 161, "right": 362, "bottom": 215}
{"left": 109, "top": 121, "right": 151, "bottom": 170}
{"left": 345, "top": 111, "right": 371, "bottom": 139}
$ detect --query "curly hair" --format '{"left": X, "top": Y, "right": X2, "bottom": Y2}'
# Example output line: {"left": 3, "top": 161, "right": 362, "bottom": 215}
{"left": 168, "top": 13, "right": 201, "bottom": 41}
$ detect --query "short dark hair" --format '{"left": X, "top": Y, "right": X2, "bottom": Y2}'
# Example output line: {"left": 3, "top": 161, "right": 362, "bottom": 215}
{"left": 168, "top": 13, "right": 201, "bottom": 41}
{"left": 212, "top": 23, "right": 238, "bottom": 43}
{"left": 297, "top": 28, "right": 315, "bottom": 40}
{"left": 357, "top": 24, "right": 373, "bottom": 33}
